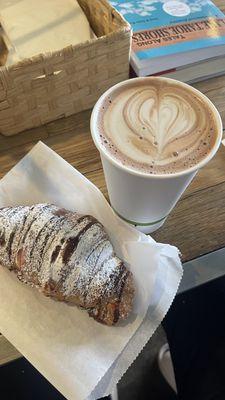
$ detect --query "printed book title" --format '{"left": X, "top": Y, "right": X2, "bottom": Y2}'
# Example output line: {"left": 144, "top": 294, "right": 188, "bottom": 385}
{"left": 132, "top": 17, "right": 225, "bottom": 50}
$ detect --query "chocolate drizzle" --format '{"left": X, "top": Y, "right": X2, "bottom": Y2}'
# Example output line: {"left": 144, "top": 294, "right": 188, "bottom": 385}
{"left": 0, "top": 229, "right": 5, "bottom": 246}
{"left": 51, "top": 245, "right": 61, "bottom": 263}
{"left": 62, "top": 220, "right": 96, "bottom": 264}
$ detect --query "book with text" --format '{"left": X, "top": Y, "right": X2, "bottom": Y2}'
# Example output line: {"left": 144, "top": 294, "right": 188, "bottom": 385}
{"left": 110, "top": 0, "right": 225, "bottom": 77}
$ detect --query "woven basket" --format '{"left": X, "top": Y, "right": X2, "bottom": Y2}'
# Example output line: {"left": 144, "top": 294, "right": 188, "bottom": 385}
{"left": 0, "top": 0, "right": 131, "bottom": 136}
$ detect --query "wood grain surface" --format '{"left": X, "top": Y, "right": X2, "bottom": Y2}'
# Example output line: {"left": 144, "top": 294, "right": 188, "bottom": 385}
{"left": 0, "top": 104, "right": 224, "bottom": 264}
{"left": 0, "top": 335, "right": 21, "bottom": 366}
{"left": 0, "top": 0, "right": 225, "bottom": 365}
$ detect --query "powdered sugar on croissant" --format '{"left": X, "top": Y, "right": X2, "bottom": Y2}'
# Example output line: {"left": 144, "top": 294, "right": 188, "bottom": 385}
{"left": 0, "top": 204, "right": 134, "bottom": 325}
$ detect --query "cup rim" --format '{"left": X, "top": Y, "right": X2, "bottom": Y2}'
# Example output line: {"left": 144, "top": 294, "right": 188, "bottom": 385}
{"left": 90, "top": 76, "right": 223, "bottom": 180}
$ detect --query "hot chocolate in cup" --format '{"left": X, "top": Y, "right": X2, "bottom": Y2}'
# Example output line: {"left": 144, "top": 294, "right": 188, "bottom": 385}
{"left": 91, "top": 77, "right": 222, "bottom": 233}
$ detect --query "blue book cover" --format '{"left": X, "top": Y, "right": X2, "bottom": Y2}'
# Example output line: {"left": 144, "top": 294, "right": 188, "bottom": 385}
{"left": 110, "top": 0, "right": 225, "bottom": 61}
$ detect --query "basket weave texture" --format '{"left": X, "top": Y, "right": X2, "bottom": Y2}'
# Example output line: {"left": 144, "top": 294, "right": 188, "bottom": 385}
{"left": 0, "top": 0, "right": 131, "bottom": 136}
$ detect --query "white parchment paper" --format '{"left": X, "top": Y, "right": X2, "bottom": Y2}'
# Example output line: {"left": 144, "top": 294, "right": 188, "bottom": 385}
{"left": 0, "top": 142, "right": 182, "bottom": 400}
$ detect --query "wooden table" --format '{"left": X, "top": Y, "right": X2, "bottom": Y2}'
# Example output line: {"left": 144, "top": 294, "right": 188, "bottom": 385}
{"left": 0, "top": 0, "right": 225, "bottom": 368}
{"left": 0, "top": 75, "right": 224, "bottom": 262}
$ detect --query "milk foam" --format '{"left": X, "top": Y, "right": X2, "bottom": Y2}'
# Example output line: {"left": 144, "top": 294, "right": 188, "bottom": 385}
{"left": 97, "top": 79, "right": 218, "bottom": 174}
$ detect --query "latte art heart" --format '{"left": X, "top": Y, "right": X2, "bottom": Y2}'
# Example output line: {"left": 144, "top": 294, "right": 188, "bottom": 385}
{"left": 97, "top": 80, "right": 217, "bottom": 174}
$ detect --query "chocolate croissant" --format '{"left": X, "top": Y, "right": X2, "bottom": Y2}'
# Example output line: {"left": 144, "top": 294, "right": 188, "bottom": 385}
{"left": 0, "top": 204, "right": 134, "bottom": 325}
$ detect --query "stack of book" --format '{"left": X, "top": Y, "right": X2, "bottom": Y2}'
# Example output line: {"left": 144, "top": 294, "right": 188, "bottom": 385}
{"left": 110, "top": 0, "right": 225, "bottom": 83}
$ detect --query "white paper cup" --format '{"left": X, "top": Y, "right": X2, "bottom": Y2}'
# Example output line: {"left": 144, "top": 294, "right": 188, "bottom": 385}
{"left": 90, "top": 77, "right": 223, "bottom": 234}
